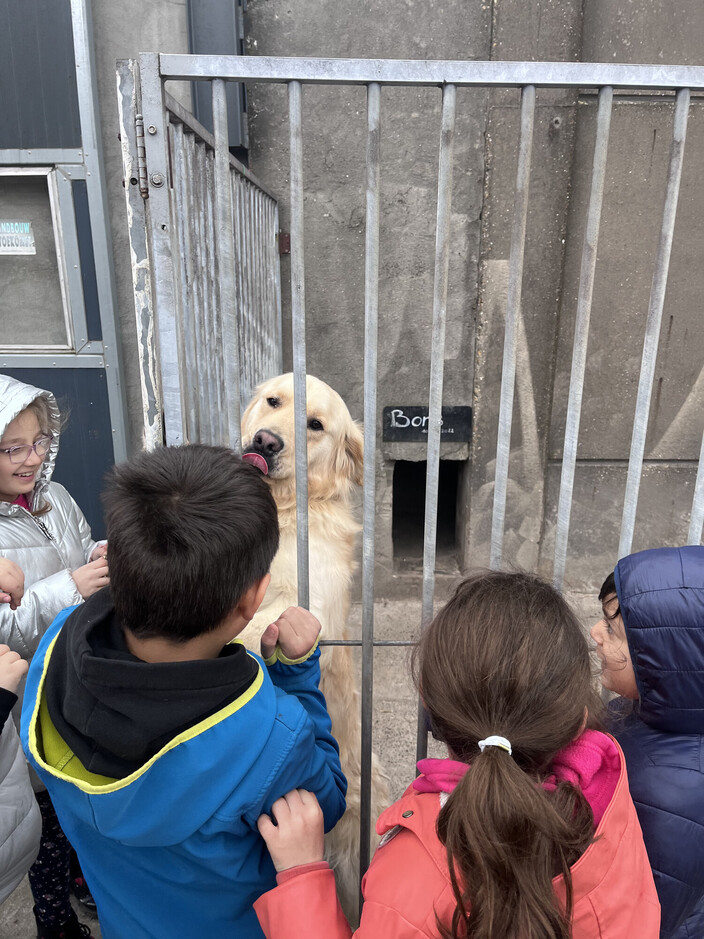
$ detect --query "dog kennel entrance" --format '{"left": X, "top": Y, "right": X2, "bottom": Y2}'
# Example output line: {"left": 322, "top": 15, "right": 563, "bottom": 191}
{"left": 118, "top": 56, "right": 704, "bottom": 885}
{"left": 392, "top": 460, "right": 464, "bottom": 570}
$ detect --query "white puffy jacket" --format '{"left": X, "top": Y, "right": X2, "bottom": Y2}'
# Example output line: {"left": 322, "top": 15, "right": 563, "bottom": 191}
{"left": 0, "top": 374, "right": 100, "bottom": 659}
{"left": 0, "top": 711, "right": 41, "bottom": 902}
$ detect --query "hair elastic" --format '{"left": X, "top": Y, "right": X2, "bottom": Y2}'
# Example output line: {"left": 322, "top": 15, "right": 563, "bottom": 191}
{"left": 478, "top": 735, "right": 512, "bottom": 756}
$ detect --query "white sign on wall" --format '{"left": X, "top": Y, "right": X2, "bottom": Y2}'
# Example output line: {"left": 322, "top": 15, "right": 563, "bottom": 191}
{"left": 0, "top": 220, "right": 36, "bottom": 255}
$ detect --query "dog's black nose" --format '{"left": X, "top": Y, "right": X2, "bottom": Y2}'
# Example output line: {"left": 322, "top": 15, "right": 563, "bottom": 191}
{"left": 253, "top": 429, "right": 284, "bottom": 454}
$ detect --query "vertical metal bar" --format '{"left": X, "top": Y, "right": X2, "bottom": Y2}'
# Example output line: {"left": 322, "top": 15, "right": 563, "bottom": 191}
{"left": 172, "top": 123, "right": 199, "bottom": 441}
{"left": 237, "top": 177, "right": 249, "bottom": 403}
{"left": 205, "top": 148, "right": 228, "bottom": 445}
{"left": 138, "top": 54, "right": 186, "bottom": 445}
{"left": 116, "top": 59, "right": 164, "bottom": 449}
{"left": 255, "top": 190, "right": 265, "bottom": 389}
{"left": 415, "top": 83, "right": 456, "bottom": 762}
{"left": 245, "top": 184, "right": 255, "bottom": 400}
{"left": 212, "top": 78, "right": 242, "bottom": 451}
{"left": 197, "top": 140, "right": 219, "bottom": 444}
{"left": 187, "top": 131, "right": 207, "bottom": 440}
{"left": 619, "top": 88, "right": 690, "bottom": 559}
{"left": 233, "top": 175, "right": 247, "bottom": 406}
{"left": 489, "top": 85, "right": 536, "bottom": 570}
{"left": 270, "top": 200, "right": 281, "bottom": 374}
{"left": 289, "top": 80, "right": 310, "bottom": 608}
{"left": 688, "top": 428, "right": 704, "bottom": 544}
{"left": 273, "top": 202, "right": 284, "bottom": 374}
{"left": 71, "top": 0, "right": 129, "bottom": 460}
{"left": 249, "top": 186, "right": 258, "bottom": 399}
{"left": 360, "top": 81, "right": 381, "bottom": 883}
{"left": 553, "top": 87, "right": 613, "bottom": 589}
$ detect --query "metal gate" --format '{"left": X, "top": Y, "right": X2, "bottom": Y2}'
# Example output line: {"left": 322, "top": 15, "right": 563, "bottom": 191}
{"left": 117, "top": 56, "right": 282, "bottom": 451}
{"left": 116, "top": 55, "right": 704, "bottom": 879}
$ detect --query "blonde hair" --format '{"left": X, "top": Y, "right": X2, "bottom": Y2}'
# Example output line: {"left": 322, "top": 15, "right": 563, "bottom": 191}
{"left": 22, "top": 395, "right": 60, "bottom": 517}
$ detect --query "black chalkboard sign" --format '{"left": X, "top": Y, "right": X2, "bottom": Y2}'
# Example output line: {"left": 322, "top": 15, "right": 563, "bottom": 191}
{"left": 382, "top": 406, "right": 472, "bottom": 442}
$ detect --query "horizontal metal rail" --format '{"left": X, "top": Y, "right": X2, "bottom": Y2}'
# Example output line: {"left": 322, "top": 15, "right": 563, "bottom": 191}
{"left": 158, "top": 55, "right": 704, "bottom": 90}
{"left": 320, "top": 640, "right": 416, "bottom": 647}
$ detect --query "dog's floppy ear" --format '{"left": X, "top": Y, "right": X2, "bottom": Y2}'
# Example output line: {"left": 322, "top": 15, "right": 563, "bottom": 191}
{"left": 241, "top": 379, "right": 269, "bottom": 437}
{"left": 336, "top": 420, "right": 364, "bottom": 486}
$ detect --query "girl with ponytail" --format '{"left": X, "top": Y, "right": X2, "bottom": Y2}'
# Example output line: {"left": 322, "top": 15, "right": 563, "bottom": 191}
{"left": 254, "top": 570, "right": 660, "bottom": 939}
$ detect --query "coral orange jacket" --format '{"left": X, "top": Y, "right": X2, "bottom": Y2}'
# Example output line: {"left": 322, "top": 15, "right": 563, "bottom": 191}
{"left": 255, "top": 734, "right": 660, "bottom": 939}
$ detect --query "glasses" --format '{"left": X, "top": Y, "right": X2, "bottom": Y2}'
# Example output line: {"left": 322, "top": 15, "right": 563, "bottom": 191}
{"left": 0, "top": 435, "right": 54, "bottom": 464}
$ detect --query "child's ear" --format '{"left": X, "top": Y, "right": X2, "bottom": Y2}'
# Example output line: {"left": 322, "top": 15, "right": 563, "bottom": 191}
{"left": 239, "top": 573, "right": 271, "bottom": 621}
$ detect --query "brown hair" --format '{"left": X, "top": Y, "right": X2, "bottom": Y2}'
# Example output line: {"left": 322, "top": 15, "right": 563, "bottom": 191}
{"left": 102, "top": 445, "right": 279, "bottom": 642}
{"left": 24, "top": 396, "right": 60, "bottom": 517}
{"left": 412, "top": 570, "right": 604, "bottom": 939}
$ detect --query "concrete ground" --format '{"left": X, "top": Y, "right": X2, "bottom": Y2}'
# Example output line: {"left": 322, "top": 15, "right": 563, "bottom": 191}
{"left": 0, "top": 592, "right": 601, "bottom": 937}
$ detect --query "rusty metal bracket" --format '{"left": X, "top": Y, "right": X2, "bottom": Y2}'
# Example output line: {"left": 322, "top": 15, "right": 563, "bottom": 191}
{"left": 278, "top": 231, "right": 291, "bottom": 255}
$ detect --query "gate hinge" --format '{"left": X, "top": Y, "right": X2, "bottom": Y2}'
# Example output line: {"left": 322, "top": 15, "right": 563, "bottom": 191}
{"left": 278, "top": 231, "right": 291, "bottom": 255}
{"left": 135, "top": 113, "right": 150, "bottom": 200}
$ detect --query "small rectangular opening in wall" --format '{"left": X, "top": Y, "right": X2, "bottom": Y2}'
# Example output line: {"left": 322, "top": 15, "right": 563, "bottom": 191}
{"left": 392, "top": 460, "right": 462, "bottom": 570}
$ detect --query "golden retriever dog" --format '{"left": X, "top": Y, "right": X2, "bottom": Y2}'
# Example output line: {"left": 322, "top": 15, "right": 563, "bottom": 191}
{"left": 240, "top": 373, "right": 389, "bottom": 921}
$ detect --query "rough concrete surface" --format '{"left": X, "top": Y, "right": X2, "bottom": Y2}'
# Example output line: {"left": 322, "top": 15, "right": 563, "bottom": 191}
{"left": 0, "top": 592, "right": 601, "bottom": 937}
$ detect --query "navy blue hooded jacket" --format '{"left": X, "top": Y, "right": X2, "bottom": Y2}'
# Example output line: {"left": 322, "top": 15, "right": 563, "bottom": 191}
{"left": 613, "top": 545, "right": 704, "bottom": 939}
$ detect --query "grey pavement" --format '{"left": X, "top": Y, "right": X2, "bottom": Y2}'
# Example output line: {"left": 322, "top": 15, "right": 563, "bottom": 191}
{"left": 0, "top": 592, "right": 601, "bottom": 937}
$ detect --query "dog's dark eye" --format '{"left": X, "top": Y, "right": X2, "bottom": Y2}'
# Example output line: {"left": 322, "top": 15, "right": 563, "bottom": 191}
{"left": 266, "top": 397, "right": 280, "bottom": 408}
{"left": 308, "top": 418, "right": 324, "bottom": 432}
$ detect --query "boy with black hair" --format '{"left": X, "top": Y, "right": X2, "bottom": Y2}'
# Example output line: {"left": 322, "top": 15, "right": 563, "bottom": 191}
{"left": 21, "top": 444, "right": 346, "bottom": 939}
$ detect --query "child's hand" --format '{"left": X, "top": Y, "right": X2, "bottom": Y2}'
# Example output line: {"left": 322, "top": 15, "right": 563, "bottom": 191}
{"left": 0, "top": 559, "right": 24, "bottom": 610}
{"left": 90, "top": 543, "right": 108, "bottom": 561}
{"left": 260, "top": 607, "right": 321, "bottom": 661}
{"left": 0, "top": 644, "right": 28, "bottom": 694}
{"left": 71, "top": 557, "right": 109, "bottom": 599}
{"left": 257, "top": 789, "right": 325, "bottom": 872}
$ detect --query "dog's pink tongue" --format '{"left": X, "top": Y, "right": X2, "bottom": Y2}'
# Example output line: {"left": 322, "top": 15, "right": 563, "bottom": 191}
{"left": 242, "top": 452, "right": 269, "bottom": 475}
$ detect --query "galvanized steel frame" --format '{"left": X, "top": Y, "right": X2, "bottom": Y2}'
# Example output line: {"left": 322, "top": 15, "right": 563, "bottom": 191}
{"left": 117, "top": 55, "right": 282, "bottom": 451}
{"left": 121, "top": 54, "right": 704, "bottom": 880}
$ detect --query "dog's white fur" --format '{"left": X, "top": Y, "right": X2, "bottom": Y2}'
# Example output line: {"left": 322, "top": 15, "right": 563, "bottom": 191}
{"left": 240, "top": 373, "right": 389, "bottom": 921}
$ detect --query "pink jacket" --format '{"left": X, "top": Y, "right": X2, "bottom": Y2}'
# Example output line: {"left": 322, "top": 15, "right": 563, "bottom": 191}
{"left": 254, "top": 733, "right": 660, "bottom": 939}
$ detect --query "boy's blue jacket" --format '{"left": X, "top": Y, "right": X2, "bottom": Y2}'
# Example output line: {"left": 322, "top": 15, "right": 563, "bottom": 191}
{"left": 21, "top": 595, "right": 347, "bottom": 939}
{"left": 613, "top": 545, "right": 704, "bottom": 939}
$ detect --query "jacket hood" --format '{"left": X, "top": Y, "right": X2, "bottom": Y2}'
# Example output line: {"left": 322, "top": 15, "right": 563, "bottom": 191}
{"left": 414, "top": 730, "right": 620, "bottom": 830}
{"left": 44, "top": 590, "right": 260, "bottom": 780}
{"left": 615, "top": 545, "right": 704, "bottom": 734}
{"left": 22, "top": 604, "right": 278, "bottom": 847}
{"left": 0, "top": 373, "right": 60, "bottom": 510}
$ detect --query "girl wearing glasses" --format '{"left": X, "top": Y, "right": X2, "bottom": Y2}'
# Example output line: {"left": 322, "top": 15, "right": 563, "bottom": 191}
{"left": 0, "top": 373, "right": 106, "bottom": 939}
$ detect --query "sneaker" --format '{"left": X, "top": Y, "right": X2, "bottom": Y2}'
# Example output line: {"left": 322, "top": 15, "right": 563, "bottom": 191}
{"left": 34, "top": 907, "right": 94, "bottom": 939}
{"left": 70, "top": 875, "right": 98, "bottom": 913}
